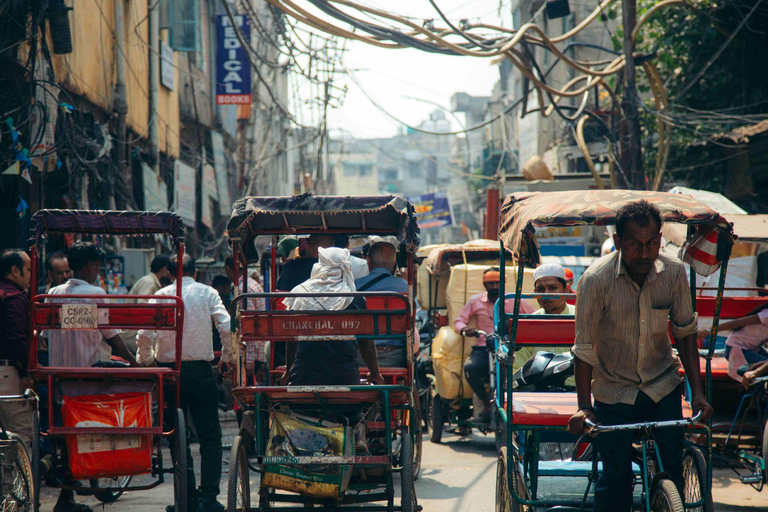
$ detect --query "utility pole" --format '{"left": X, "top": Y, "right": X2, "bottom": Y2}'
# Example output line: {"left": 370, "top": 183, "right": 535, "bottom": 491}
{"left": 620, "top": 0, "right": 645, "bottom": 190}
{"left": 148, "top": 0, "right": 160, "bottom": 172}
{"left": 113, "top": 0, "right": 129, "bottom": 206}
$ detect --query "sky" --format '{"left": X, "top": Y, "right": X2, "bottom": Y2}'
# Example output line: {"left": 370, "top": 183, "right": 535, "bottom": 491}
{"left": 289, "top": 0, "right": 513, "bottom": 139}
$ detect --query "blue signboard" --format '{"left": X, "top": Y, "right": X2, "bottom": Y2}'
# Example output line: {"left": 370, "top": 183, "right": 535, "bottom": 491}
{"left": 216, "top": 14, "right": 251, "bottom": 105}
{"left": 407, "top": 192, "right": 453, "bottom": 229}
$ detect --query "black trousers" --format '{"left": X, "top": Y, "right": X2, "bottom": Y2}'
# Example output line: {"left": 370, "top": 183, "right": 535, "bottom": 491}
{"left": 463, "top": 346, "right": 490, "bottom": 402}
{"left": 163, "top": 361, "right": 222, "bottom": 500}
{"left": 594, "top": 386, "right": 684, "bottom": 512}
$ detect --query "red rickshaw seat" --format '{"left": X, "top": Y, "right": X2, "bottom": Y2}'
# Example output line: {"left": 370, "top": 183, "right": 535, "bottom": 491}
{"left": 509, "top": 392, "right": 693, "bottom": 426}
{"left": 677, "top": 356, "right": 730, "bottom": 380}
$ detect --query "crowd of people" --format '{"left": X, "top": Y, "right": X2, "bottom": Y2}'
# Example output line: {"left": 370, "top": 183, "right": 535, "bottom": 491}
{"left": 3, "top": 201, "right": 768, "bottom": 511}
{"left": 0, "top": 235, "right": 409, "bottom": 512}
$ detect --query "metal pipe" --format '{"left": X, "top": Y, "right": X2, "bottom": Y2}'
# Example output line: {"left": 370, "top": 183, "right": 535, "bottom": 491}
{"left": 113, "top": 0, "right": 129, "bottom": 203}
{"left": 148, "top": 0, "right": 160, "bottom": 168}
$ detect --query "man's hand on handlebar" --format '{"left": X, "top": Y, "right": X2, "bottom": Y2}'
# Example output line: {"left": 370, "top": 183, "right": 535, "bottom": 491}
{"left": 460, "top": 327, "right": 477, "bottom": 338}
{"left": 367, "top": 371, "right": 385, "bottom": 385}
{"left": 691, "top": 394, "right": 714, "bottom": 421}
{"left": 279, "top": 371, "right": 290, "bottom": 386}
{"left": 567, "top": 409, "right": 597, "bottom": 435}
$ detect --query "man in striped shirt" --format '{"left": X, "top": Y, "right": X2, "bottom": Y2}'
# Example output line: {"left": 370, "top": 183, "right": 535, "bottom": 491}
{"left": 567, "top": 200, "right": 712, "bottom": 511}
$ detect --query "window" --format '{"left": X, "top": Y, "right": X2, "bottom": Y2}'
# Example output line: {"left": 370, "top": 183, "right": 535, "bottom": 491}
{"left": 359, "top": 164, "right": 372, "bottom": 176}
{"left": 165, "top": 0, "right": 199, "bottom": 52}
{"left": 343, "top": 166, "right": 355, "bottom": 176}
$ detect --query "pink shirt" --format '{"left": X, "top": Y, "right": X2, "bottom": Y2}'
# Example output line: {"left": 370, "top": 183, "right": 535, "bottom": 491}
{"left": 454, "top": 292, "right": 536, "bottom": 347}
{"left": 725, "top": 309, "right": 768, "bottom": 352}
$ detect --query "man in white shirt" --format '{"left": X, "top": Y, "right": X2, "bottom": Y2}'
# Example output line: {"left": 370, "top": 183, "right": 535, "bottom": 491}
{"left": 46, "top": 242, "right": 138, "bottom": 512}
{"left": 47, "top": 243, "right": 138, "bottom": 368}
{"left": 138, "top": 254, "right": 231, "bottom": 512}
{"left": 122, "top": 254, "right": 173, "bottom": 352}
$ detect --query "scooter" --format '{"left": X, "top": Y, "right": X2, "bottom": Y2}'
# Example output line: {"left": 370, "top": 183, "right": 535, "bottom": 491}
{"left": 512, "top": 350, "right": 575, "bottom": 392}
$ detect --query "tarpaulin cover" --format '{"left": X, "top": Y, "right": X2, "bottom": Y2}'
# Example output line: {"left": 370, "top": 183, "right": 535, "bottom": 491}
{"left": 227, "top": 194, "right": 420, "bottom": 251}
{"left": 500, "top": 190, "right": 733, "bottom": 276}
{"left": 30, "top": 210, "right": 184, "bottom": 245}
{"left": 262, "top": 411, "right": 352, "bottom": 498}
{"left": 422, "top": 239, "right": 508, "bottom": 275}
{"left": 61, "top": 392, "right": 152, "bottom": 479}
{"left": 664, "top": 213, "right": 768, "bottom": 246}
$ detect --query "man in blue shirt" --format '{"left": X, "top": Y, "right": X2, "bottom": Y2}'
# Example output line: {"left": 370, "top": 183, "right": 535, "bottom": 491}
{"left": 355, "top": 242, "right": 410, "bottom": 367}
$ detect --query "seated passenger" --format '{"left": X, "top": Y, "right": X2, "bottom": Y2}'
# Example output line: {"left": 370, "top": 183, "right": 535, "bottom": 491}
{"left": 354, "top": 242, "right": 414, "bottom": 368}
{"left": 514, "top": 263, "right": 576, "bottom": 386}
{"left": 275, "top": 234, "right": 335, "bottom": 291}
{"left": 281, "top": 247, "right": 384, "bottom": 454}
{"left": 46, "top": 242, "right": 138, "bottom": 368}
{"left": 454, "top": 267, "right": 536, "bottom": 423}
{"left": 698, "top": 302, "right": 768, "bottom": 383}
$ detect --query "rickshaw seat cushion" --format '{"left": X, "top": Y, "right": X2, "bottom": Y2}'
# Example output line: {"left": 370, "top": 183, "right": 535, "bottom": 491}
{"left": 510, "top": 392, "right": 693, "bottom": 426}
{"left": 271, "top": 366, "right": 408, "bottom": 384}
{"left": 232, "top": 385, "right": 409, "bottom": 406}
{"left": 29, "top": 366, "right": 179, "bottom": 381}
{"left": 676, "top": 356, "right": 730, "bottom": 380}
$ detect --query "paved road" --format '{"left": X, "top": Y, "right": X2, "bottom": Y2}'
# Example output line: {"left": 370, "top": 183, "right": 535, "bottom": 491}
{"left": 40, "top": 423, "right": 766, "bottom": 511}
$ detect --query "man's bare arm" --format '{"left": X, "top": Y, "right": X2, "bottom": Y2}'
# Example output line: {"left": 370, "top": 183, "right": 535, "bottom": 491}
{"left": 358, "top": 340, "right": 384, "bottom": 384}
{"left": 676, "top": 332, "right": 713, "bottom": 421}
{"left": 567, "top": 356, "right": 596, "bottom": 434}
{"left": 105, "top": 334, "right": 140, "bottom": 367}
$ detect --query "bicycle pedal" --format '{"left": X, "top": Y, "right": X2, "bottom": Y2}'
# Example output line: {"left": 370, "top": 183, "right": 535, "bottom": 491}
{"left": 739, "top": 474, "right": 761, "bottom": 484}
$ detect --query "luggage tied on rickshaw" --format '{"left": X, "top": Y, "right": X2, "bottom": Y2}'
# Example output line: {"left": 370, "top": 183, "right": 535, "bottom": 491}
{"left": 61, "top": 392, "right": 153, "bottom": 479}
{"left": 262, "top": 412, "right": 353, "bottom": 498}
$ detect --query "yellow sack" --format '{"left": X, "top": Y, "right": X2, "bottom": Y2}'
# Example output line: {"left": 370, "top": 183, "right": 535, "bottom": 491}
{"left": 262, "top": 412, "right": 353, "bottom": 498}
{"left": 431, "top": 326, "right": 475, "bottom": 400}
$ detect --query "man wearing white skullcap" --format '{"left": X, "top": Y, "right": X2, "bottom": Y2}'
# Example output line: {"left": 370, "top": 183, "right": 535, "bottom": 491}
{"left": 532, "top": 263, "right": 576, "bottom": 316}
{"left": 513, "top": 263, "right": 577, "bottom": 384}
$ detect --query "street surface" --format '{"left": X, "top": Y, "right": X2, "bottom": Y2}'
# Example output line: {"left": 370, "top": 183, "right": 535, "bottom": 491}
{"left": 39, "top": 418, "right": 766, "bottom": 511}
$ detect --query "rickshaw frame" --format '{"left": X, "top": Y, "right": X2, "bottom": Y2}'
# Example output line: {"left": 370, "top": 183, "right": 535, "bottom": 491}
{"left": 224, "top": 194, "right": 421, "bottom": 512}
{"left": 27, "top": 209, "right": 189, "bottom": 511}
{"left": 493, "top": 190, "right": 736, "bottom": 510}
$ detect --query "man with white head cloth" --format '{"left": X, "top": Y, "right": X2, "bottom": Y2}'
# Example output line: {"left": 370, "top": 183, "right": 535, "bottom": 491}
{"left": 280, "top": 247, "right": 384, "bottom": 453}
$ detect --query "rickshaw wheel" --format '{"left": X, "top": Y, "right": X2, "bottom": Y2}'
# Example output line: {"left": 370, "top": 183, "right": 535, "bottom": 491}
{"left": 412, "top": 408, "right": 423, "bottom": 481}
{"left": 650, "top": 479, "right": 684, "bottom": 512}
{"left": 762, "top": 417, "right": 768, "bottom": 485}
{"left": 227, "top": 436, "right": 251, "bottom": 512}
{"left": 682, "top": 447, "right": 713, "bottom": 512}
{"left": 0, "top": 434, "right": 33, "bottom": 512}
{"left": 495, "top": 447, "right": 528, "bottom": 512}
{"left": 32, "top": 410, "right": 40, "bottom": 512}
{"left": 399, "top": 427, "right": 415, "bottom": 512}
{"left": 494, "top": 410, "right": 505, "bottom": 453}
{"left": 427, "top": 387, "right": 443, "bottom": 444}
{"left": 89, "top": 476, "right": 132, "bottom": 504}
{"left": 174, "top": 409, "right": 188, "bottom": 512}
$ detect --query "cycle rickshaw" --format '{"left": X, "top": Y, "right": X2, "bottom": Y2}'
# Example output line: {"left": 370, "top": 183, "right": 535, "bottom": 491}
{"left": 493, "top": 190, "right": 734, "bottom": 511}
{"left": 665, "top": 213, "right": 768, "bottom": 491}
{"left": 420, "top": 240, "right": 530, "bottom": 445}
{"left": 28, "top": 210, "right": 189, "bottom": 512}
{"left": 225, "top": 194, "right": 421, "bottom": 512}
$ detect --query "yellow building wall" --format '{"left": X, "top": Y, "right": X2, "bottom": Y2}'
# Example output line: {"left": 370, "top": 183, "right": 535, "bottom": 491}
{"left": 51, "top": 0, "right": 179, "bottom": 158}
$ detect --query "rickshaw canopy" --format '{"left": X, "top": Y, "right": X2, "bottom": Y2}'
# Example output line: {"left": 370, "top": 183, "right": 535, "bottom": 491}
{"left": 226, "top": 194, "right": 420, "bottom": 251}
{"left": 30, "top": 209, "right": 185, "bottom": 245}
{"left": 423, "top": 239, "right": 509, "bottom": 275}
{"left": 663, "top": 213, "right": 768, "bottom": 245}
{"left": 499, "top": 190, "right": 734, "bottom": 276}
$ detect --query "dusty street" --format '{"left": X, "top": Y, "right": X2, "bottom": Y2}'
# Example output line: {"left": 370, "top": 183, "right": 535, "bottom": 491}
{"left": 39, "top": 416, "right": 766, "bottom": 511}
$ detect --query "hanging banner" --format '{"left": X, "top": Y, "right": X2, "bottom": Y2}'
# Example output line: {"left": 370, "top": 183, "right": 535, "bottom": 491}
{"left": 406, "top": 192, "right": 454, "bottom": 229}
{"left": 142, "top": 163, "right": 168, "bottom": 211}
{"left": 174, "top": 160, "right": 197, "bottom": 227}
{"left": 211, "top": 132, "right": 232, "bottom": 216}
{"left": 201, "top": 164, "right": 218, "bottom": 229}
{"left": 216, "top": 14, "right": 251, "bottom": 105}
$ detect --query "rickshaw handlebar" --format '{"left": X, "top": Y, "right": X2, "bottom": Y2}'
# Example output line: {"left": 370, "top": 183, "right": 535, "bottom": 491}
{"left": 583, "top": 411, "right": 703, "bottom": 432}
{"left": 0, "top": 389, "right": 38, "bottom": 403}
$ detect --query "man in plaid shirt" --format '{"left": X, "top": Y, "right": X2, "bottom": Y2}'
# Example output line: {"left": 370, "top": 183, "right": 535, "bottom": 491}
{"left": 225, "top": 256, "right": 266, "bottom": 382}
